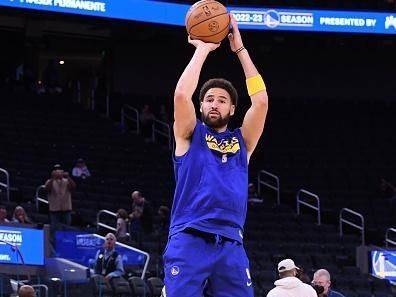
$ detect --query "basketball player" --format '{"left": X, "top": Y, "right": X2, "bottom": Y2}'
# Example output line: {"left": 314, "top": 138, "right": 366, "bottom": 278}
{"left": 163, "top": 15, "right": 268, "bottom": 297}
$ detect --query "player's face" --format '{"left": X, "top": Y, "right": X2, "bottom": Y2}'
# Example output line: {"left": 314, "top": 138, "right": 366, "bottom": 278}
{"left": 200, "top": 88, "right": 235, "bottom": 129}
{"left": 313, "top": 275, "right": 330, "bottom": 294}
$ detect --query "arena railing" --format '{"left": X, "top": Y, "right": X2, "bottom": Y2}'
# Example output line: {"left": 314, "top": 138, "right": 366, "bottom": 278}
{"left": 385, "top": 227, "right": 396, "bottom": 247}
{"left": 152, "top": 119, "right": 172, "bottom": 150}
{"left": 0, "top": 168, "right": 10, "bottom": 201}
{"left": 121, "top": 105, "right": 140, "bottom": 134}
{"left": 32, "top": 284, "right": 48, "bottom": 297}
{"left": 257, "top": 170, "right": 280, "bottom": 205}
{"left": 35, "top": 185, "right": 48, "bottom": 211}
{"left": 296, "top": 189, "right": 321, "bottom": 225}
{"left": 96, "top": 209, "right": 130, "bottom": 238}
{"left": 339, "top": 208, "right": 365, "bottom": 245}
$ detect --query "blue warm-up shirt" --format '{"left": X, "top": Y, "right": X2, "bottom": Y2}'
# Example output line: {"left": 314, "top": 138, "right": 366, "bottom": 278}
{"left": 170, "top": 120, "right": 248, "bottom": 243}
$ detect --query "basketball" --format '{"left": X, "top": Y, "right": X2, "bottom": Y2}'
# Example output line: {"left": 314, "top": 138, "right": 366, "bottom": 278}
{"left": 185, "top": 0, "right": 230, "bottom": 43}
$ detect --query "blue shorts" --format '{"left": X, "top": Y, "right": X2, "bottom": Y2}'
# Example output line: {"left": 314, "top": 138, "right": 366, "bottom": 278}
{"left": 163, "top": 230, "right": 253, "bottom": 297}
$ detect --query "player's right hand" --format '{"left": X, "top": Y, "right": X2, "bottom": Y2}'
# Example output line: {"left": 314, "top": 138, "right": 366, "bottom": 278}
{"left": 188, "top": 35, "right": 220, "bottom": 52}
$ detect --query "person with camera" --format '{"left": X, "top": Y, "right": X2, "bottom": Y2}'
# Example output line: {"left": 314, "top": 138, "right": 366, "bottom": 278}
{"left": 45, "top": 164, "right": 76, "bottom": 237}
{"left": 267, "top": 259, "right": 317, "bottom": 297}
{"left": 312, "top": 269, "right": 346, "bottom": 297}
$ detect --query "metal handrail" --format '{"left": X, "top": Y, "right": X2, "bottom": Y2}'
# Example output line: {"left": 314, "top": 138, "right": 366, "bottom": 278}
{"left": 32, "top": 284, "right": 49, "bottom": 297}
{"left": 121, "top": 105, "right": 140, "bottom": 134}
{"left": 0, "top": 168, "right": 10, "bottom": 201}
{"left": 296, "top": 189, "right": 321, "bottom": 225}
{"left": 152, "top": 119, "right": 172, "bottom": 150}
{"left": 96, "top": 209, "right": 130, "bottom": 237}
{"left": 35, "top": 185, "right": 48, "bottom": 212}
{"left": 385, "top": 227, "right": 396, "bottom": 247}
{"left": 257, "top": 170, "right": 280, "bottom": 205}
{"left": 339, "top": 208, "right": 365, "bottom": 245}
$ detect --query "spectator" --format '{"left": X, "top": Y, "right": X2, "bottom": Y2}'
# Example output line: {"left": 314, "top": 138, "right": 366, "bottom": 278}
{"left": 94, "top": 233, "right": 124, "bottom": 281}
{"left": 129, "top": 190, "right": 153, "bottom": 233}
{"left": 313, "top": 269, "right": 346, "bottom": 297}
{"left": 0, "top": 205, "right": 9, "bottom": 223}
{"left": 157, "top": 205, "right": 170, "bottom": 233}
{"left": 45, "top": 165, "right": 76, "bottom": 237}
{"left": 140, "top": 104, "right": 155, "bottom": 141}
{"left": 248, "top": 182, "right": 263, "bottom": 204}
{"left": 379, "top": 178, "right": 396, "bottom": 209}
{"left": 267, "top": 259, "right": 317, "bottom": 297}
{"left": 115, "top": 208, "right": 128, "bottom": 242}
{"left": 296, "top": 265, "right": 312, "bottom": 284}
{"left": 12, "top": 206, "right": 33, "bottom": 224}
{"left": 18, "top": 285, "right": 35, "bottom": 297}
{"left": 72, "top": 158, "right": 91, "bottom": 180}
{"left": 158, "top": 104, "right": 169, "bottom": 123}
{"left": 42, "top": 59, "right": 60, "bottom": 94}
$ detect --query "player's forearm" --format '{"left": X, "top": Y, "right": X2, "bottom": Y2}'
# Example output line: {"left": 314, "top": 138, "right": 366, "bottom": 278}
{"left": 174, "top": 47, "right": 210, "bottom": 100}
{"left": 236, "top": 48, "right": 259, "bottom": 79}
{"left": 237, "top": 48, "right": 268, "bottom": 106}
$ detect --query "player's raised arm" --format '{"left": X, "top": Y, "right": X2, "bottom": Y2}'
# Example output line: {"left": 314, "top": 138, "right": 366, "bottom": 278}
{"left": 173, "top": 37, "right": 220, "bottom": 156}
{"left": 228, "top": 15, "right": 269, "bottom": 160}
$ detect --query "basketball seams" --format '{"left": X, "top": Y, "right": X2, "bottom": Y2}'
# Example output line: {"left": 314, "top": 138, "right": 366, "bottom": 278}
{"left": 188, "top": 12, "right": 229, "bottom": 35}
{"left": 190, "top": 18, "right": 230, "bottom": 38}
{"left": 186, "top": 1, "right": 227, "bottom": 30}
{"left": 186, "top": 0, "right": 218, "bottom": 27}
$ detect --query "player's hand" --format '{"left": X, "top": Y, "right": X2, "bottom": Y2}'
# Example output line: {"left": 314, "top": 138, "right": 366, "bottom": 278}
{"left": 188, "top": 35, "right": 220, "bottom": 52}
{"left": 228, "top": 14, "right": 244, "bottom": 52}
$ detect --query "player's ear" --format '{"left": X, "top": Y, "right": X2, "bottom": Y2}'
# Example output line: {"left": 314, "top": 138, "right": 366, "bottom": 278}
{"left": 230, "top": 104, "right": 235, "bottom": 116}
{"left": 199, "top": 101, "right": 203, "bottom": 113}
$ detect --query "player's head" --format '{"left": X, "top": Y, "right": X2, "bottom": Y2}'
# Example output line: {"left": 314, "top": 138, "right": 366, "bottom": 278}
{"left": 313, "top": 269, "right": 331, "bottom": 295}
{"left": 199, "top": 78, "right": 238, "bottom": 129}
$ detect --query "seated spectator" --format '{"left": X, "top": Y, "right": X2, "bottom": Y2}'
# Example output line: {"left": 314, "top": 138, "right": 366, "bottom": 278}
{"left": 0, "top": 205, "right": 9, "bottom": 223}
{"left": 12, "top": 206, "right": 33, "bottom": 224}
{"left": 94, "top": 233, "right": 124, "bottom": 280}
{"left": 313, "top": 269, "right": 346, "bottom": 297}
{"left": 115, "top": 208, "right": 129, "bottom": 242}
{"left": 72, "top": 158, "right": 91, "bottom": 180}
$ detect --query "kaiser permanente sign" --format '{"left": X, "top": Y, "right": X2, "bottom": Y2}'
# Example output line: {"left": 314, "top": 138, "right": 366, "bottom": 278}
{"left": 0, "top": 0, "right": 395, "bottom": 35}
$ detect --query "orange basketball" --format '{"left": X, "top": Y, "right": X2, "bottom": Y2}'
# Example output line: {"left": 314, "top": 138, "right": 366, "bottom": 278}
{"left": 185, "top": 0, "right": 230, "bottom": 43}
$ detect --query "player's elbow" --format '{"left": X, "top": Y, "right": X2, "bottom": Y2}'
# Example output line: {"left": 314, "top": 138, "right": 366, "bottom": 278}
{"left": 253, "top": 93, "right": 269, "bottom": 109}
{"left": 174, "top": 87, "right": 189, "bottom": 103}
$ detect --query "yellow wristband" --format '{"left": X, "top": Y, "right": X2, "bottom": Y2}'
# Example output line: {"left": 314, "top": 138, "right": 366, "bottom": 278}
{"left": 246, "top": 74, "right": 266, "bottom": 96}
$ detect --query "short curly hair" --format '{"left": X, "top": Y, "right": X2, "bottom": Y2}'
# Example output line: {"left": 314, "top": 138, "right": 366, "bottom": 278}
{"left": 199, "top": 78, "right": 238, "bottom": 107}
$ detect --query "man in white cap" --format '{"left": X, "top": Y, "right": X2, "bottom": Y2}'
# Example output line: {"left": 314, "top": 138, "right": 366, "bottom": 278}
{"left": 266, "top": 259, "right": 317, "bottom": 297}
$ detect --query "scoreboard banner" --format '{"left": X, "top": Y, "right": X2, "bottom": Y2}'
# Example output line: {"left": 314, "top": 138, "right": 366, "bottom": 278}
{"left": 0, "top": 0, "right": 396, "bottom": 35}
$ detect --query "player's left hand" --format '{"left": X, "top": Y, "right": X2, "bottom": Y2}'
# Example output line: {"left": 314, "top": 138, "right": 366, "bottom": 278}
{"left": 228, "top": 14, "right": 244, "bottom": 52}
